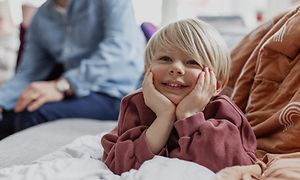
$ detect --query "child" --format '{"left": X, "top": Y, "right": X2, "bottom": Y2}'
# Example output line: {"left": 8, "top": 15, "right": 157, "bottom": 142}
{"left": 0, "top": 1, "right": 19, "bottom": 84}
{"left": 101, "top": 18, "right": 257, "bottom": 175}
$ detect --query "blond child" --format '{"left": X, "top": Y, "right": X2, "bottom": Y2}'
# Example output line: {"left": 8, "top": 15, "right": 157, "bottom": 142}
{"left": 0, "top": 1, "right": 19, "bottom": 84}
{"left": 101, "top": 18, "right": 257, "bottom": 175}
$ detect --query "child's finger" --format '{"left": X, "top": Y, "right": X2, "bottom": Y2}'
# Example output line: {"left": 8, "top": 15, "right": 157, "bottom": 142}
{"left": 142, "top": 70, "right": 156, "bottom": 98}
{"left": 203, "top": 67, "right": 211, "bottom": 91}
{"left": 142, "top": 70, "right": 152, "bottom": 87}
{"left": 210, "top": 70, "right": 217, "bottom": 91}
{"left": 147, "top": 71, "right": 154, "bottom": 86}
{"left": 196, "top": 70, "right": 205, "bottom": 91}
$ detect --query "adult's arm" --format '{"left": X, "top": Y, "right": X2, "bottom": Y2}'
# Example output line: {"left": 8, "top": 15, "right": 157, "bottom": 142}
{"left": 63, "top": 0, "right": 144, "bottom": 99}
{"left": 0, "top": 8, "right": 56, "bottom": 110}
{"left": 0, "top": 0, "right": 144, "bottom": 110}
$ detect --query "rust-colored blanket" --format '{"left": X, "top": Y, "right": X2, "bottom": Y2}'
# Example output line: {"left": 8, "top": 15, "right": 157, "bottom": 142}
{"left": 215, "top": 152, "right": 300, "bottom": 180}
{"left": 226, "top": 4, "right": 300, "bottom": 159}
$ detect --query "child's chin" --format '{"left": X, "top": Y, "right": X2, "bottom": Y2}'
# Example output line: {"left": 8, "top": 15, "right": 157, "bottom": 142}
{"left": 167, "top": 96, "right": 182, "bottom": 105}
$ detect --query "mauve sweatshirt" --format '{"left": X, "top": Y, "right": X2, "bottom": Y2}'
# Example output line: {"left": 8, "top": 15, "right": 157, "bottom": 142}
{"left": 101, "top": 88, "right": 257, "bottom": 175}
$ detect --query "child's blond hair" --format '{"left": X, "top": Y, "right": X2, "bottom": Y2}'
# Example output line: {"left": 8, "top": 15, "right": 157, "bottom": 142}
{"left": 144, "top": 18, "right": 231, "bottom": 85}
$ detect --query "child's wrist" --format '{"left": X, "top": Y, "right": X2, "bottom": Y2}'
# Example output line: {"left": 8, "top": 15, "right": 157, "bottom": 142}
{"left": 176, "top": 111, "right": 198, "bottom": 120}
{"left": 156, "top": 113, "right": 176, "bottom": 122}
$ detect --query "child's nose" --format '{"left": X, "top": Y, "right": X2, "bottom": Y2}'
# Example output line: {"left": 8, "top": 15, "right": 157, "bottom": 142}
{"left": 169, "top": 62, "right": 185, "bottom": 75}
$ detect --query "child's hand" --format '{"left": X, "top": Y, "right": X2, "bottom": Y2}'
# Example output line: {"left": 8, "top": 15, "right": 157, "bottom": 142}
{"left": 143, "top": 70, "right": 176, "bottom": 154}
{"left": 176, "top": 67, "right": 216, "bottom": 120}
{"left": 142, "top": 70, "right": 176, "bottom": 117}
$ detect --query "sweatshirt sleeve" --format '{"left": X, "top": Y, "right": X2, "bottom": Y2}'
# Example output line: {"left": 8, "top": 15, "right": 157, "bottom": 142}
{"left": 101, "top": 90, "right": 166, "bottom": 175}
{"left": 170, "top": 96, "right": 257, "bottom": 173}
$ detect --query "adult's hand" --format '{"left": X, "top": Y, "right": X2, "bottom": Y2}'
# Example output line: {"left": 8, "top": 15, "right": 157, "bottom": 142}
{"left": 14, "top": 81, "right": 65, "bottom": 113}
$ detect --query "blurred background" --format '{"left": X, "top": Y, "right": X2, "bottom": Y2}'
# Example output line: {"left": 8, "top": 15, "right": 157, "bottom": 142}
{"left": 7, "top": 0, "right": 300, "bottom": 27}
{"left": 5, "top": 0, "right": 300, "bottom": 48}
{"left": 7, "top": 0, "right": 300, "bottom": 26}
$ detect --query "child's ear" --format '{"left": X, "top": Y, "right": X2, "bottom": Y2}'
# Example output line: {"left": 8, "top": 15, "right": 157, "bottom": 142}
{"left": 213, "top": 80, "right": 226, "bottom": 97}
{"left": 144, "top": 65, "right": 148, "bottom": 74}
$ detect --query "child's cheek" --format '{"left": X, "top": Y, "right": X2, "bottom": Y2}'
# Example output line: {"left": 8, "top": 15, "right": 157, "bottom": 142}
{"left": 195, "top": 71, "right": 203, "bottom": 81}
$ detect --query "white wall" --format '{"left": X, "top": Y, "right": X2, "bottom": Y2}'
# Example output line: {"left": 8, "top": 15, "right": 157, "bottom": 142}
{"left": 7, "top": 0, "right": 299, "bottom": 29}
{"left": 134, "top": 0, "right": 297, "bottom": 29}
{"left": 264, "top": 0, "right": 293, "bottom": 19}
{"left": 8, "top": 0, "right": 46, "bottom": 25}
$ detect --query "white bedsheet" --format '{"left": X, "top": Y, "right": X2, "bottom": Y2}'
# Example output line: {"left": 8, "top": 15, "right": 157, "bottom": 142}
{"left": 0, "top": 133, "right": 216, "bottom": 180}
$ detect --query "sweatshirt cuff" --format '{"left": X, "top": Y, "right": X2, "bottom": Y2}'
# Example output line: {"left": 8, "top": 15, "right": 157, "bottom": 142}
{"left": 174, "top": 112, "right": 205, "bottom": 137}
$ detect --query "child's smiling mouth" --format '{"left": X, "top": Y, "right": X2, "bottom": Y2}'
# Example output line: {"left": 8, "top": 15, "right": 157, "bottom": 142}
{"left": 162, "top": 80, "right": 189, "bottom": 89}
{"left": 163, "top": 83, "right": 187, "bottom": 87}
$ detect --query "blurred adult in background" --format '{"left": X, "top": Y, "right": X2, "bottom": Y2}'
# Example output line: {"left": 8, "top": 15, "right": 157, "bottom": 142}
{"left": 0, "top": 1, "right": 19, "bottom": 84}
{"left": 0, "top": 0, "right": 144, "bottom": 139}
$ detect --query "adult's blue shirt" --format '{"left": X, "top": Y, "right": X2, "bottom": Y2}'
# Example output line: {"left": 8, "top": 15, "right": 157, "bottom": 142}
{"left": 0, "top": 0, "right": 145, "bottom": 110}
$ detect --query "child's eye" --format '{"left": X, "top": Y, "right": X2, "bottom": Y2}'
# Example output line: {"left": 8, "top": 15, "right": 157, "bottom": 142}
{"left": 187, "top": 60, "right": 199, "bottom": 65}
{"left": 159, "top": 56, "right": 171, "bottom": 61}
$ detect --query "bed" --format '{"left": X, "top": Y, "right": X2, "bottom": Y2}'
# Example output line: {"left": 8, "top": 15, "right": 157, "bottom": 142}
{"left": 0, "top": 118, "right": 117, "bottom": 169}
{"left": 1, "top": 3, "right": 300, "bottom": 180}
{"left": 0, "top": 119, "right": 215, "bottom": 180}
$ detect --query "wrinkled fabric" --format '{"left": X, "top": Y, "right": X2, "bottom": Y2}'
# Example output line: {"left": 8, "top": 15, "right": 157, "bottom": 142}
{"left": 0, "top": 133, "right": 216, "bottom": 180}
{"left": 226, "top": 4, "right": 300, "bottom": 159}
{"left": 215, "top": 152, "right": 300, "bottom": 180}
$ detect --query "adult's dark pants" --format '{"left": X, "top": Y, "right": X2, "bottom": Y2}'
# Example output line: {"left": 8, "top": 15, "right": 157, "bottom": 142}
{"left": 0, "top": 92, "right": 121, "bottom": 140}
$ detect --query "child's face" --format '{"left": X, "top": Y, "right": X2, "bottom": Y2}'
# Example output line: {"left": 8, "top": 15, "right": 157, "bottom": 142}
{"left": 149, "top": 48, "right": 203, "bottom": 105}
